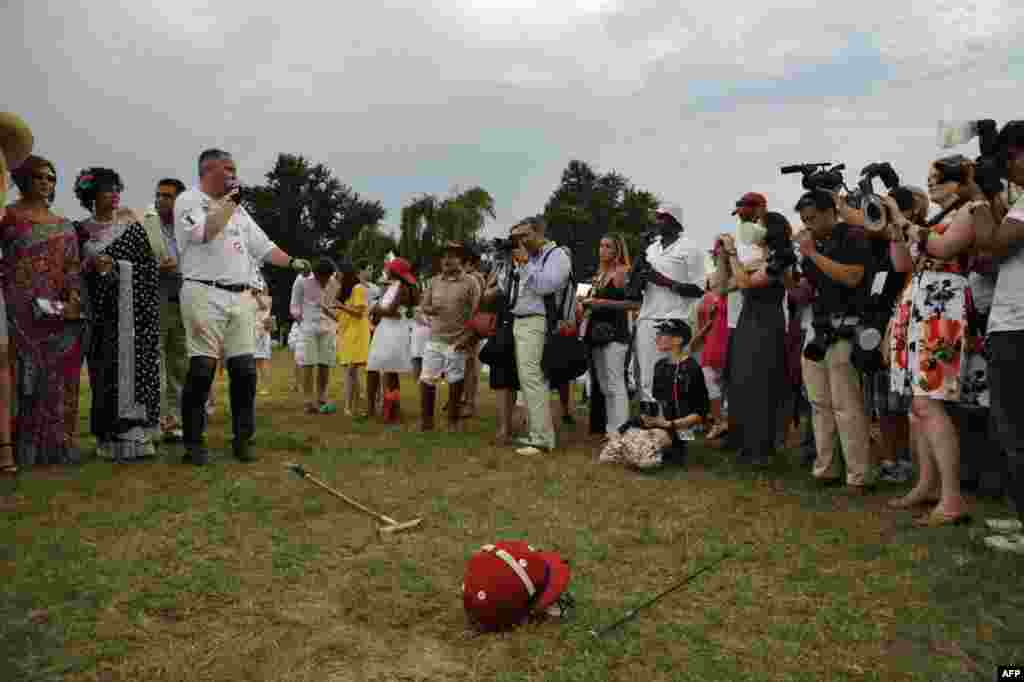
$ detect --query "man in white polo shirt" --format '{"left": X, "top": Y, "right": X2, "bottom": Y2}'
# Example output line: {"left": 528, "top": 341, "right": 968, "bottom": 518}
{"left": 175, "top": 148, "right": 310, "bottom": 465}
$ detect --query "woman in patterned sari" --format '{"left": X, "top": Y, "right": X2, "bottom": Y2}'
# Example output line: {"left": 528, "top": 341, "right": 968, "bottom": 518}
{"left": 0, "top": 155, "right": 84, "bottom": 467}
{"left": 74, "top": 168, "right": 160, "bottom": 461}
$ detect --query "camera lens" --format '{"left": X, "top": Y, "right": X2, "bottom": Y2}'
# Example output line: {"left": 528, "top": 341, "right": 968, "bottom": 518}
{"left": 858, "top": 327, "right": 882, "bottom": 351}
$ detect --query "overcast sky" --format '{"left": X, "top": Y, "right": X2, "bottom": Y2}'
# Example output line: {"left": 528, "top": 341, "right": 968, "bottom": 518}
{"left": 7, "top": 0, "right": 1024, "bottom": 250}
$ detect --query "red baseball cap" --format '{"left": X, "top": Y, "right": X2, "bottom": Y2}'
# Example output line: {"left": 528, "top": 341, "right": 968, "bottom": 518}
{"left": 462, "top": 540, "right": 571, "bottom": 632}
{"left": 731, "top": 192, "right": 767, "bottom": 215}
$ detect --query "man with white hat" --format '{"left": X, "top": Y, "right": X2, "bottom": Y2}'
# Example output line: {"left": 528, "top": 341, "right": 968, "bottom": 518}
{"left": 628, "top": 204, "right": 705, "bottom": 417}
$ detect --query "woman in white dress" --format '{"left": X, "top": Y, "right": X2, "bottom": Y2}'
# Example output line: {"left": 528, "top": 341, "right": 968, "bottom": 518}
{"left": 365, "top": 257, "right": 418, "bottom": 418}
{"left": 251, "top": 276, "right": 274, "bottom": 396}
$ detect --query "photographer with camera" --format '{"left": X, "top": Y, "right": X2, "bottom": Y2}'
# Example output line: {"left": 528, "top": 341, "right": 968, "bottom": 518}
{"left": 838, "top": 175, "right": 928, "bottom": 484}
{"left": 715, "top": 212, "right": 797, "bottom": 468}
{"left": 794, "top": 189, "right": 875, "bottom": 494}
{"left": 885, "top": 155, "right": 991, "bottom": 527}
{"left": 626, "top": 206, "right": 705, "bottom": 417}
{"left": 973, "top": 120, "right": 1024, "bottom": 551}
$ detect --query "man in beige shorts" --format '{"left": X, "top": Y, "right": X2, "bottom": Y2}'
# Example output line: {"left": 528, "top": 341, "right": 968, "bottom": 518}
{"left": 175, "top": 148, "right": 310, "bottom": 465}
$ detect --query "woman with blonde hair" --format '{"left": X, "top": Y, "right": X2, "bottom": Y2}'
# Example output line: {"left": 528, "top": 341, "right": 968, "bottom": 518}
{"left": 580, "top": 233, "right": 635, "bottom": 440}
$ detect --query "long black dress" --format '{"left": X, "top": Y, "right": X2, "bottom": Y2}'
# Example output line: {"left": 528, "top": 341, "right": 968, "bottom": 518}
{"left": 78, "top": 218, "right": 160, "bottom": 460}
{"left": 726, "top": 279, "right": 787, "bottom": 463}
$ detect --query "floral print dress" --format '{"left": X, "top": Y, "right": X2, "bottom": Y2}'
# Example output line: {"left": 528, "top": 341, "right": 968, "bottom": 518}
{"left": 889, "top": 207, "right": 988, "bottom": 407}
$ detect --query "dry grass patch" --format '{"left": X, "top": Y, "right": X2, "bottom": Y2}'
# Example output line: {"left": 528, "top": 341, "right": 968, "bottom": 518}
{"left": 1, "top": 352, "right": 1022, "bottom": 681}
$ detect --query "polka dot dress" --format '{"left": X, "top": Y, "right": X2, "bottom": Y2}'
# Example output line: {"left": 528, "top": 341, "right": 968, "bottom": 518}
{"left": 81, "top": 220, "right": 161, "bottom": 445}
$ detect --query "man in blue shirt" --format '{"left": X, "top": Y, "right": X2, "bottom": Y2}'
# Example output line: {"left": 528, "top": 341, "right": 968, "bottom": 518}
{"left": 508, "top": 216, "right": 572, "bottom": 455}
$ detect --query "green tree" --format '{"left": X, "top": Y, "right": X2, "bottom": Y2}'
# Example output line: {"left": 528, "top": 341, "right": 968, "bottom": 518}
{"left": 244, "top": 153, "right": 385, "bottom": 324}
{"left": 345, "top": 223, "right": 398, "bottom": 272}
{"left": 542, "top": 160, "right": 659, "bottom": 280}
{"left": 397, "top": 187, "right": 495, "bottom": 274}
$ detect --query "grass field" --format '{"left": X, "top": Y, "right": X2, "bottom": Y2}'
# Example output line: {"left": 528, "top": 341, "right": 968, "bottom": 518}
{"left": 1, "top": 351, "right": 1022, "bottom": 681}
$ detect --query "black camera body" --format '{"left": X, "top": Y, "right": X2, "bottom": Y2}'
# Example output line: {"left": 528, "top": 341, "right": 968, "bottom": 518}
{"left": 855, "top": 162, "right": 901, "bottom": 231}
{"left": 491, "top": 237, "right": 515, "bottom": 255}
{"left": 624, "top": 226, "right": 660, "bottom": 301}
{"left": 765, "top": 244, "right": 798, "bottom": 279}
{"left": 781, "top": 162, "right": 848, "bottom": 193}
{"left": 804, "top": 316, "right": 851, "bottom": 363}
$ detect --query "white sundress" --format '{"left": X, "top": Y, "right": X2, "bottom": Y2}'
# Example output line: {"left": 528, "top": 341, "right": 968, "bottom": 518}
{"left": 367, "top": 283, "right": 413, "bottom": 372}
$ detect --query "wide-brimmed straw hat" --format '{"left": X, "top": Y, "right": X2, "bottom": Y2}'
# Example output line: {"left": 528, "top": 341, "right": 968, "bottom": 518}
{"left": 0, "top": 112, "right": 34, "bottom": 171}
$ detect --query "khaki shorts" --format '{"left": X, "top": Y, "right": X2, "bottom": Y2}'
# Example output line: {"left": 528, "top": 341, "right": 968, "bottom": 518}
{"left": 420, "top": 340, "right": 467, "bottom": 385}
{"left": 181, "top": 281, "right": 256, "bottom": 360}
{"left": 301, "top": 331, "right": 337, "bottom": 367}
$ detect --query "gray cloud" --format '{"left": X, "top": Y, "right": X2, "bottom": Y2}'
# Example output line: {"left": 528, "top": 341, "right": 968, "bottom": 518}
{"left": 7, "top": 0, "right": 1024, "bottom": 251}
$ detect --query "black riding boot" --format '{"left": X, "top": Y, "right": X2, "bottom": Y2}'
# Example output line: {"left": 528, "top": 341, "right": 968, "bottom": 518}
{"left": 181, "top": 357, "right": 217, "bottom": 464}
{"left": 227, "top": 354, "right": 258, "bottom": 461}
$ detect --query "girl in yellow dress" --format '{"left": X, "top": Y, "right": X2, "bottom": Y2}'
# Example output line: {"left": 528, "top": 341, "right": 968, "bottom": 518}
{"left": 335, "top": 267, "right": 370, "bottom": 416}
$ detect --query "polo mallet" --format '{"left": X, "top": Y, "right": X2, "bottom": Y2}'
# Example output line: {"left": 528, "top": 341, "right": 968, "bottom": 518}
{"left": 589, "top": 551, "right": 733, "bottom": 638}
{"left": 285, "top": 462, "right": 422, "bottom": 535}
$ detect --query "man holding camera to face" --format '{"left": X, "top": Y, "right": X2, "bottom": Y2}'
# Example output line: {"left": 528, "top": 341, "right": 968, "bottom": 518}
{"left": 175, "top": 148, "right": 311, "bottom": 465}
{"left": 794, "top": 189, "right": 875, "bottom": 493}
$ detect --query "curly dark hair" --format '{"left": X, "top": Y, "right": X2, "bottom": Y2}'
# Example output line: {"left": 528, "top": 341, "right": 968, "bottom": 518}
{"left": 73, "top": 167, "right": 123, "bottom": 213}
{"left": 11, "top": 155, "right": 57, "bottom": 204}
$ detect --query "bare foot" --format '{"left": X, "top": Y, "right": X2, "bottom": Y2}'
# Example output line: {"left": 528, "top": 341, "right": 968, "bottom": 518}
{"left": 888, "top": 487, "right": 940, "bottom": 509}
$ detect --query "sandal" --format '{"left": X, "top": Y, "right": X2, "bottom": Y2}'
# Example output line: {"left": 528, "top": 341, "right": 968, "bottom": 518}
{"left": 0, "top": 443, "right": 17, "bottom": 476}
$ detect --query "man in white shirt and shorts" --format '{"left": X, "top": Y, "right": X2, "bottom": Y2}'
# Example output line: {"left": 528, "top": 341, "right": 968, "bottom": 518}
{"left": 175, "top": 149, "right": 310, "bottom": 465}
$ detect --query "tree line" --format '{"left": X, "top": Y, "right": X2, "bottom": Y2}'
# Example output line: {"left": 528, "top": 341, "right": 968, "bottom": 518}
{"left": 242, "top": 154, "right": 664, "bottom": 324}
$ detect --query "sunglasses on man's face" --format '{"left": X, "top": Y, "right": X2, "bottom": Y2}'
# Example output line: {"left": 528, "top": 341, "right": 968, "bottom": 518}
{"left": 155, "top": 192, "right": 177, "bottom": 200}
{"left": 33, "top": 173, "right": 57, "bottom": 183}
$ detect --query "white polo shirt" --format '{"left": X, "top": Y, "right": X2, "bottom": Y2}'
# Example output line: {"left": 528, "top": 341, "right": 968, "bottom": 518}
{"left": 174, "top": 186, "right": 277, "bottom": 287}
{"left": 637, "top": 234, "right": 705, "bottom": 321}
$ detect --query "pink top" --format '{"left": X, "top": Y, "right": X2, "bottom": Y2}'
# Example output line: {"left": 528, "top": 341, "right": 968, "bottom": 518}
{"left": 697, "top": 291, "right": 729, "bottom": 370}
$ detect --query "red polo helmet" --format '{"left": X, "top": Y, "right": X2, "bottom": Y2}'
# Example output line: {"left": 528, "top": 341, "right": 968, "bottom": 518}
{"left": 462, "top": 541, "right": 571, "bottom": 632}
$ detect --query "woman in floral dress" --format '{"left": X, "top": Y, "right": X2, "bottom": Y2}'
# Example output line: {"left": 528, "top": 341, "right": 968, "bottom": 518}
{"left": 1, "top": 155, "right": 84, "bottom": 467}
{"left": 888, "top": 155, "right": 988, "bottom": 526}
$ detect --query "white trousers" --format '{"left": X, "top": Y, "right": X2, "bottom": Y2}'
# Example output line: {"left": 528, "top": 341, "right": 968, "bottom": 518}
{"left": 635, "top": 319, "right": 669, "bottom": 404}
{"left": 592, "top": 341, "right": 630, "bottom": 435}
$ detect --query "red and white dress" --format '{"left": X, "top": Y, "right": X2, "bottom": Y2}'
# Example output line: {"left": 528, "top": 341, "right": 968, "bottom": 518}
{"left": 889, "top": 205, "right": 988, "bottom": 407}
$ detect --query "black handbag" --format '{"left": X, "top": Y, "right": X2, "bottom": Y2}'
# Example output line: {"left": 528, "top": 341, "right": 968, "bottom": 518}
{"left": 479, "top": 270, "right": 519, "bottom": 367}
{"left": 540, "top": 248, "right": 589, "bottom": 385}
{"left": 479, "top": 319, "right": 514, "bottom": 366}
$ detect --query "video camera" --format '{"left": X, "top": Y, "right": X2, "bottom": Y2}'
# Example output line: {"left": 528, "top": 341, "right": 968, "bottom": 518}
{"left": 780, "top": 162, "right": 850, "bottom": 193}
{"left": 938, "top": 118, "right": 1021, "bottom": 197}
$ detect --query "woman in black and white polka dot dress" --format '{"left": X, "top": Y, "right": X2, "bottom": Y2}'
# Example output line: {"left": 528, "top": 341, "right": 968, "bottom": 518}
{"left": 74, "top": 168, "right": 161, "bottom": 461}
